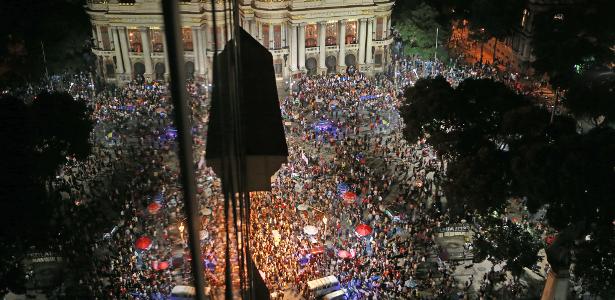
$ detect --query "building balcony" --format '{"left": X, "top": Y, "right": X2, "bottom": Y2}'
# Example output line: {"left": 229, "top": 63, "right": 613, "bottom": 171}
{"left": 151, "top": 52, "right": 166, "bottom": 59}
{"left": 346, "top": 44, "right": 359, "bottom": 51}
{"left": 305, "top": 47, "right": 319, "bottom": 54}
{"left": 86, "top": 1, "right": 109, "bottom": 11}
{"left": 253, "top": 0, "right": 289, "bottom": 10}
{"left": 325, "top": 45, "right": 339, "bottom": 51}
{"left": 92, "top": 48, "right": 115, "bottom": 56}
{"left": 373, "top": 36, "right": 394, "bottom": 46}
{"left": 270, "top": 48, "right": 289, "bottom": 55}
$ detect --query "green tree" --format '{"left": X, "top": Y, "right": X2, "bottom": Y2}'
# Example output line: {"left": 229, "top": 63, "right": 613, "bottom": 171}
{"left": 473, "top": 214, "right": 542, "bottom": 281}
{"left": 394, "top": 1, "right": 450, "bottom": 60}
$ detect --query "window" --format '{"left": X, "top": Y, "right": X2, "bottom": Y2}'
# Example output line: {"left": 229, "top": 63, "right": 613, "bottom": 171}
{"left": 305, "top": 24, "right": 317, "bottom": 48}
{"left": 100, "top": 26, "right": 111, "bottom": 50}
{"left": 274, "top": 59, "right": 283, "bottom": 76}
{"left": 128, "top": 29, "right": 142, "bottom": 52}
{"left": 262, "top": 24, "right": 270, "bottom": 48}
{"left": 106, "top": 63, "right": 115, "bottom": 76}
{"left": 273, "top": 25, "right": 281, "bottom": 49}
{"left": 346, "top": 21, "right": 357, "bottom": 44}
{"left": 325, "top": 23, "right": 337, "bottom": 46}
{"left": 375, "top": 53, "right": 382, "bottom": 66}
{"left": 151, "top": 29, "right": 164, "bottom": 52}
{"left": 376, "top": 17, "right": 383, "bottom": 40}
{"left": 182, "top": 27, "right": 193, "bottom": 51}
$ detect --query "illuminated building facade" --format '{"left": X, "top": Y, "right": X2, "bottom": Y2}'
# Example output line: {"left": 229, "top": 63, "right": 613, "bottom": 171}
{"left": 86, "top": 0, "right": 395, "bottom": 83}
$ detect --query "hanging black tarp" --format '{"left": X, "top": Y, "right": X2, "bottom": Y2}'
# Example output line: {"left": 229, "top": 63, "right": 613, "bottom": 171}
{"left": 205, "top": 28, "right": 288, "bottom": 192}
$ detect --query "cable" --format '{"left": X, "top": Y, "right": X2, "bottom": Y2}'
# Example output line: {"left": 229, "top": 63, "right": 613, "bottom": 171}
{"left": 159, "top": 1, "right": 207, "bottom": 299}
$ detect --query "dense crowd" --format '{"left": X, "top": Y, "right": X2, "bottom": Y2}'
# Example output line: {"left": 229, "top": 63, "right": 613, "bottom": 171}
{"left": 389, "top": 56, "right": 553, "bottom": 101}
{"left": 246, "top": 71, "right": 460, "bottom": 299}
{"left": 12, "top": 53, "right": 558, "bottom": 299}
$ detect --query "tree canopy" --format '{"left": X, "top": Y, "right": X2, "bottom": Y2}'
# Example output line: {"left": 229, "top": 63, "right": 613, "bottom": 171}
{"left": 393, "top": 1, "right": 450, "bottom": 60}
{"left": 401, "top": 77, "right": 615, "bottom": 295}
{"left": 0, "top": 92, "right": 93, "bottom": 295}
{"left": 0, "top": 0, "right": 93, "bottom": 84}
{"left": 473, "top": 214, "right": 542, "bottom": 280}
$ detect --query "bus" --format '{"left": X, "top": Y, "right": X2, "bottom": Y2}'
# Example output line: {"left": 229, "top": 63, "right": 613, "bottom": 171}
{"left": 307, "top": 276, "right": 340, "bottom": 299}
{"left": 323, "top": 289, "right": 348, "bottom": 300}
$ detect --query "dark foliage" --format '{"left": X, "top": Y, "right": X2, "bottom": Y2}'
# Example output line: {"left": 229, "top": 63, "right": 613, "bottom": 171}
{"left": 0, "top": 0, "right": 93, "bottom": 84}
{"left": 401, "top": 77, "right": 615, "bottom": 295}
{"left": 530, "top": 0, "right": 615, "bottom": 89}
{"left": 0, "top": 92, "right": 93, "bottom": 294}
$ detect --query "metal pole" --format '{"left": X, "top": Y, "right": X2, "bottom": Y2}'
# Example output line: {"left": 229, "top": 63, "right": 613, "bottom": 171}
{"left": 160, "top": 1, "right": 207, "bottom": 300}
{"left": 41, "top": 41, "right": 51, "bottom": 89}
{"left": 550, "top": 88, "right": 559, "bottom": 124}
{"left": 434, "top": 27, "right": 439, "bottom": 62}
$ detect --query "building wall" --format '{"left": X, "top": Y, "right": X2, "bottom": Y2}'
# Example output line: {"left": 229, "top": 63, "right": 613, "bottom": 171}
{"left": 500, "top": 0, "right": 577, "bottom": 73}
{"left": 86, "top": 0, "right": 395, "bottom": 83}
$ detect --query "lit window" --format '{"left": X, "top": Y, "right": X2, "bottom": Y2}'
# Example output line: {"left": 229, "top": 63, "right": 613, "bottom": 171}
{"left": 305, "top": 24, "right": 318, "bottom": 48}
{"left": 128, "top": 29, "right": 142, "bottom": 52}
{"left": 325, "top": 23, "right": 337, "bottom": 46}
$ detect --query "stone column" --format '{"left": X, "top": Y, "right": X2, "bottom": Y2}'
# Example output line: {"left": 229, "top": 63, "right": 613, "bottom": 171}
{"left": 298, "top": 24, "right": 306, "bottom": 70}
{"left": 318, "top": 22, "right": 326, "bottom": 70}
{"left": 338, "top": 20, "right": 346, "bottom": 68}
{"left": 366, "top": 19, "right": 374, "bottom": 64}
{"left": 140, "top": 27, "right": 153, "bottom": 77}
{"left": 358, "top": 19, "right": 367, "bottom": 64}
{"left": 281, "top": 23, "right": 287, "bottom": 48}
{"left": 205, "top": 24, "right": 213, "bottom": 51}
{"left": 382, "top": 16, "right": 388, "bottom": 39}
{"left": 191, "top": 27, "right": 201, "bottom": 76}
{"left": 227, "top": 23, "right": 232, "bottom": 44}
{"left": 289, "top": 24, "right": 298, "bottom": 71}
{"left": 117, "top": 27, "right": 132, "bottom": 76}
{"left": 162, "top": 31, "right": 170, "bottom": 79}
{"left": 199, "top": 27, "right": 207, "bottom": 78}
{"left": 250, "top": 20, "right": 256, "bottom": 38}
{"left": 107, "top": 27, "right": 114, "bottom": 50}
{"left": 257, "top": 22, "right": 263, "bottom": 44}
{"left": 92, "top": 28, "right": 98, "bottom": 48}
{"left": 95, "top": 25, "right": 103, "bottom": 49}
{"left": 269, "top": 23, "right": 275, "bottom": 49}
{"left": 111, "top": 27, "right": 124, "bottom": 74}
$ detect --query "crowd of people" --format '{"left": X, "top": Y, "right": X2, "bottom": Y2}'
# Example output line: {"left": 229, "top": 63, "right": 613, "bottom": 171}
{"left": 389, "top": 56, "right": 554, "bottom": 101}
{"left": 246, "top": 70, "right": 463, "bottom": 299}
{"left": 8, "top": 51, "right": 558, "bottom": 299}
